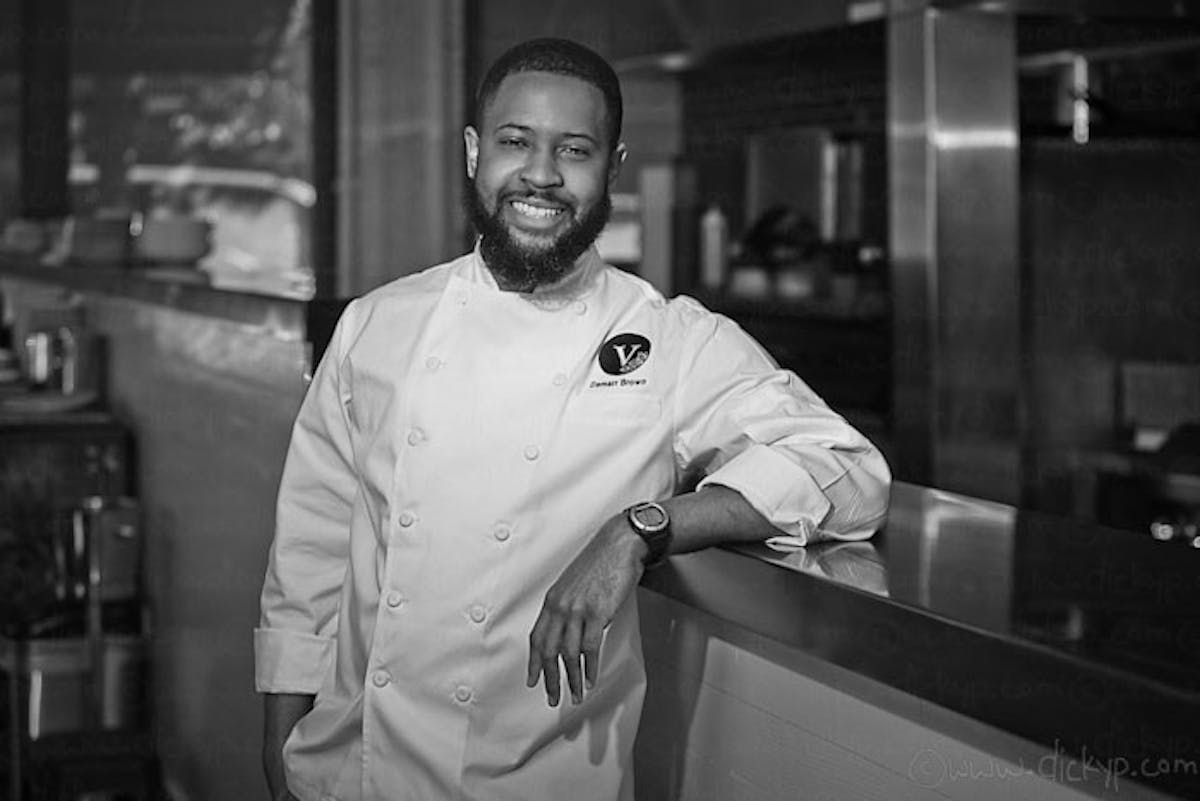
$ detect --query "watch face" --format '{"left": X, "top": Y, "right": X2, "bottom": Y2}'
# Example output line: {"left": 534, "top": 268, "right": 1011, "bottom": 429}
{"left": 633, "top": 503, "right": 668, "bottom": 531}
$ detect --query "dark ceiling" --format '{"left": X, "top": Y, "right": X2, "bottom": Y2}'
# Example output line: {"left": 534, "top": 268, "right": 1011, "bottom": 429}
{"left": 0, "top": 0, "right": 297, "bottom": 74}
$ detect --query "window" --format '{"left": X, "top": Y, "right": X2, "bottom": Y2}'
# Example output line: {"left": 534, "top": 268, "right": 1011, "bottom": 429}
{"left": 68, "top": 0, "right": 316, "bottom": 298}
{"left": 3, "top": 0, "right": 319, "bottom": 299}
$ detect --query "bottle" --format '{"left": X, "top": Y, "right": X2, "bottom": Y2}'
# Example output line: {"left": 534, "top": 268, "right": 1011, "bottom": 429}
{"left": 699, "top": 203, "right": 728, "bottom": 291}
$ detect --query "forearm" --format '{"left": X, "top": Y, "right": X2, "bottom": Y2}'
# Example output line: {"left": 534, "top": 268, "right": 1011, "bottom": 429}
{"left": 688, "top": 441, "right": 891, "bottom": 543}
{"left": 657, "top": 484, "right": 779, "bottom": 557}
{"left": 262, "top": 692, "right": 314, "bottom": 801}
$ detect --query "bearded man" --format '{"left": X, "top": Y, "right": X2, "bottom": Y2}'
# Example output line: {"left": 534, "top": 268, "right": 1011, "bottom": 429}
{"left": 256, "top": 37, "right": 890, "bottom": 801}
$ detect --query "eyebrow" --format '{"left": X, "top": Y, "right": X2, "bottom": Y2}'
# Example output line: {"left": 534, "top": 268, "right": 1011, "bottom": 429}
{"left": 493, "top": 123, "right": 600, "bottom": 146}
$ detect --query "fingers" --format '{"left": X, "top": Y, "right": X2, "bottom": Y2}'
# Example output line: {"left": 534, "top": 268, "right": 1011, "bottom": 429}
{"left": 526, "top": 613, "right": 547, "bottom": 688}
{"left": 582, "top": 617, "right": 605, "bottom": 690}
{"left": 542, "top": 654, "right": 562, "bottom": 707}
{"left": 561, "top": 616, "right": 584, "bottom": 705}
{"left": 528, "top": 609, "right": 565, "bottom": 706}
{"left": 528, "top": 606, "right": 605, "bottom": 707}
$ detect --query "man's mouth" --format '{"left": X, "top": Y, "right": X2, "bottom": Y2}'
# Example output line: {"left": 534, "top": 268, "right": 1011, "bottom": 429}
{"left": 509, "top": 198, "right": 567, "bottom": 221}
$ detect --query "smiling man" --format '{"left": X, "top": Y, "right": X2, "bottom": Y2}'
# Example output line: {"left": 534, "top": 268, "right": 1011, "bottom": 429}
{"left": 464, "top": 65, "right": 620, "bottom": 292}
{"left": 256, "top": 38, "right": 890, "bottom": 801}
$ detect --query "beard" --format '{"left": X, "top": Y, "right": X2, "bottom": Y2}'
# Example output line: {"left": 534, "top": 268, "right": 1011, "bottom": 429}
{"left": 466, "top": 180, "right": 611, "bottom": 293}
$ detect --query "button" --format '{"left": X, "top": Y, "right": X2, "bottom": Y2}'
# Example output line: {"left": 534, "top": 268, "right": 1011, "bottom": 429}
{"left": 407, "top": 428, "right": 425, "bottom": 446}
{"left": 457, "top": 292, "right": 469, "bottom": 306}
{"left": 523, "top": 445, "right": 540, "bottom": 461}
{"left": 398, "top": 511, "right": 416, "bottom": 528}
{"left": 372, "top": 670, "right": 390, "bottom": 688}
{"left": 425, "top": 356, "right": 442, "bottom": 371}
{"left": 552, "top": 373, "right": 567, "bottom": 387}
{"left": 493, "top": 523, "right": 512, "bottom": 542}
{"left": 573, "top": 300, "right": 587, "bottom": 315}
{"left": 454, "top": 685, "right": 473, "bottom": 703}
{"left": 468, "top": 605, "right": 487, "bottom": 624}
{"left": 385, "top": 591, "right": 404, "bottom": 608}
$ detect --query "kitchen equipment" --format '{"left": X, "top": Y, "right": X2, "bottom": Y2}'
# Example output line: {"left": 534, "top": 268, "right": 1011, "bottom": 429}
{"left": 132, "top": 213, "right": 212, "bottom": 265}
{"left": 23, "top": 327, "right": 76, "bottom": 392}
{"left": 775, "top": 269, "right": 816, "bottom": 300}
{"left": 0, "top": 347, "right": 18, "bottom": 384}
{"left": 21, "top": 321, "right": 84, "bottom": 390}
{"left": 52, "top": 497, "right": 141, "bottom": 604}
{"left": 1, "top": 635, "right": 148, "bottom": 739}
{"left": 64, "top": 214, "right": 133, "bottom": 264}
{"left": 0, "top": 414, "right": 147, "bottom": 799}
{"left": 699, "top": 203, "right": 728, "bottom": 290}
{"left": 728, "top": 265, "right": 771, "bottom": 298}
{"left": 14, "top": 325, "right": 105, "bottom": 410}
{"left": 1, "top": 218, "right": 47, "bottom": 254}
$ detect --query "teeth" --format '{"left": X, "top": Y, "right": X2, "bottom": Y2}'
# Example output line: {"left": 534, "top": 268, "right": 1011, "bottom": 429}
{"left": 512, "top": 200, "right": 562, "bottom": 219}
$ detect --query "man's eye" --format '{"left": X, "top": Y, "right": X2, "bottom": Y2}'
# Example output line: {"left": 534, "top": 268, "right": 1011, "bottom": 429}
{"left": 499, "top": 138, "right": 528, "bottom": 148}
{"left": 561, "top": 146, "right": 591, "bottom": 159}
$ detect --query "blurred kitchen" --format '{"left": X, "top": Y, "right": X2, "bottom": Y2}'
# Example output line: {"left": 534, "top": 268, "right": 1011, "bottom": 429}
{"left": 1, "top": 1, "right": 1199, "bottom": 800}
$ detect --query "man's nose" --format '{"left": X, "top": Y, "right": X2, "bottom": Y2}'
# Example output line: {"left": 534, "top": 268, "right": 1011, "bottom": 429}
{"left": 520, "top": 146, "right": 563, "bottom": 188}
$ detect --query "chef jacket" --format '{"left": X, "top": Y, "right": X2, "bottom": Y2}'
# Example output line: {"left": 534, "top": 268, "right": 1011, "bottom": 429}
{"left": 255, "top": 245, "right": 890, "bottom": 801}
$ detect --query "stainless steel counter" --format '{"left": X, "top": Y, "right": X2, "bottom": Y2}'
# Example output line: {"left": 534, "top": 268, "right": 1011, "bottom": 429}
{"left": 642, "top": 482, "right": 1200, "bottom": 799}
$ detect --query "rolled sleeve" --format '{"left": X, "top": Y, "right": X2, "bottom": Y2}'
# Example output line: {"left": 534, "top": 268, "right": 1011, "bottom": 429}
{"left": 254, "top": 628, "right": 336, "bottom": 694}
{"left": 676, "top": 308, "right": 891, "bottom": 547}
{"left": 698, "top": 444, "right": 831, "bottom": 542}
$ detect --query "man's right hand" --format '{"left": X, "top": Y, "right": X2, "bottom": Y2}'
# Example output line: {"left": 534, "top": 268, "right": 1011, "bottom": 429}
{"left": 262, "top": 693, "right": 315, "bottom": 801}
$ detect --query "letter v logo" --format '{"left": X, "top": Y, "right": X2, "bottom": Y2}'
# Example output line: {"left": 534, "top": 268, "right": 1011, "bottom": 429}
{"left": 599, "top": 333, "right": 652, "bottom": 376}
{"left": 613, "top": 343, "right": 642, "bottom": 369}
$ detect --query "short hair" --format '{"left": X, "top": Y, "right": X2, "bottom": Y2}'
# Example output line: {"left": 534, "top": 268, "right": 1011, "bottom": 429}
{"left": 474, "top": 37, "right": 623, "bottom": 150}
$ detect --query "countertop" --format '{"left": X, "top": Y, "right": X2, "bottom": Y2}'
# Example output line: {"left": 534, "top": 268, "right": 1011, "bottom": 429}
{"left": 642, "top": 482, "right": 1200, "bottom": 799}
{"left": 0, "top": 254, "right": 306, "bottom": 331}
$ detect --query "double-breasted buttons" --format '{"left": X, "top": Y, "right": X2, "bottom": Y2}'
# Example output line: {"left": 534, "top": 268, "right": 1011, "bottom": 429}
{"left": 493, "top": 523, "right": 512, "bottom": 542}
{"left": 372, "top": 670, "right": 390, "bottom": 688}
{"left": 523, "top": 445, "right": 540, "bottom": 461}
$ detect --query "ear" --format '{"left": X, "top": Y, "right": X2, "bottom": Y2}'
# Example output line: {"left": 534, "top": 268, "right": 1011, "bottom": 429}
{"left": 608, "top": 142, "right": 627, "bottom": 189}
{"left": 464, "top": 126, "right": 480, "bottom": 179}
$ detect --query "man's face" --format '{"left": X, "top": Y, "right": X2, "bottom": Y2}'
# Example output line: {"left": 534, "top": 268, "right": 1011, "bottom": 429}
{"left": 464, "top": 71, "right": 625, "bottom": 292}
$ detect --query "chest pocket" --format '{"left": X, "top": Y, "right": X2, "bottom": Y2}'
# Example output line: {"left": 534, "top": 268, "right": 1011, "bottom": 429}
{"left": 572, "top": 393, "right": 663, "bottom": 429}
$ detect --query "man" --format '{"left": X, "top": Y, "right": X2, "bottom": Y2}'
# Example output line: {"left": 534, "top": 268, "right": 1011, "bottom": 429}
{"left": 256, "top": 37, "right": 889, "bottom": 801}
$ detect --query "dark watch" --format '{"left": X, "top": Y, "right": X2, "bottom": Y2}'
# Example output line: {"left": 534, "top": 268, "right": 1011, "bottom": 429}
{"left": 625, "top": 501, "right": 672, "bottom": 568}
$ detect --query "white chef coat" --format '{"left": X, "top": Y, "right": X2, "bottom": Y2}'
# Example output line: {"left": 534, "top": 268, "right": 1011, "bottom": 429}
{"left": 255, "top": 246, "right": 890, "bottom": 801}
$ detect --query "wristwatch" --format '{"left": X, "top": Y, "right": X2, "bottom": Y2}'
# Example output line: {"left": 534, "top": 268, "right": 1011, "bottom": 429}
{"left": 625, "top": 501, "right": 672, "bottom": 568}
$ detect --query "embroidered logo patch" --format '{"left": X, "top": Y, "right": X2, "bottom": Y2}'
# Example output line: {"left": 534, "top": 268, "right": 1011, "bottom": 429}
{"left": 598, "top": 333, "right": 651, "bottom": 376}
